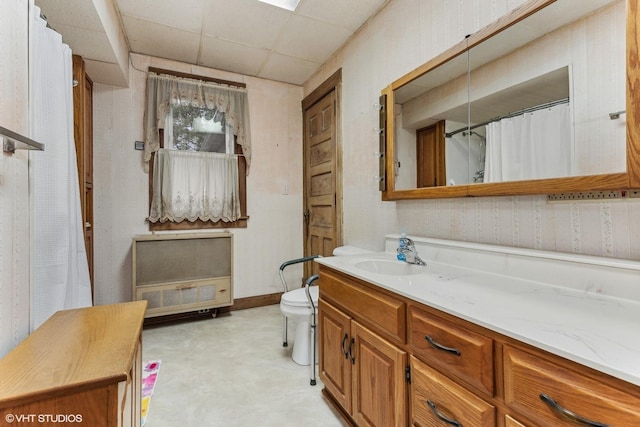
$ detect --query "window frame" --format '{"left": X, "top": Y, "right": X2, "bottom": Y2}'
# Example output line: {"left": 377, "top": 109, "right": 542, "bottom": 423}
{"left": 147, "top": 68, "right": 248, "bottom": 231}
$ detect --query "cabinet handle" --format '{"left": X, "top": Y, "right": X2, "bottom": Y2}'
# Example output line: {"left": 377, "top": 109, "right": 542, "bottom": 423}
{"left": 348, "top": 338, "right": 355, "bottom": 365}
{"left": 341, "top": 333, "right": 349, "bottom": 359}
{"left": 426, "top": 400, "right": 462, "bottom": 427}
{"left": 425, "top": 335, "right": 461, "bottom": 356}
{"left": 539, "top": 394, "right": 611, "bottom": 427}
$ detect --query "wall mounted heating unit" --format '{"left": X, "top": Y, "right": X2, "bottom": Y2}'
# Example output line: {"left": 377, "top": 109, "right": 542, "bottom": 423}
{"left": 132, "top": 232, "right": 233, "bottom": 318}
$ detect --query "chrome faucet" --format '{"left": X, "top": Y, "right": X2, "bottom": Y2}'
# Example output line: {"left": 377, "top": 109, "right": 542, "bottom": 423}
{"left": 397, "top": 237, "right": 426, "bottom": 266}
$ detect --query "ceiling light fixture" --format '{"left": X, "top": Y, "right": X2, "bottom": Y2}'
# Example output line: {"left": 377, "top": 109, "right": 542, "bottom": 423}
{"left": 256, "top": 0, "right": 301, "bottom": 11}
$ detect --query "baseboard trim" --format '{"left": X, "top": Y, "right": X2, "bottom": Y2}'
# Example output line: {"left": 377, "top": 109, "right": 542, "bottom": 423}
{"left": 143, "top": 292, "right": 282, "bottom": 327}
{"left": 221, "top": 292, "right": 282, "bottom": 313}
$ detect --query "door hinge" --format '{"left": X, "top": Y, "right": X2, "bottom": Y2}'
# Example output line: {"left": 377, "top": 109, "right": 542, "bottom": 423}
{"left": 405, "top": 366, "right": 411, "bottom": 384}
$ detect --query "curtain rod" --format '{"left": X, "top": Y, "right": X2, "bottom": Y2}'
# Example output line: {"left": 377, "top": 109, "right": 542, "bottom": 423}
{"left": 445, "top": 97, "right": 570, "bottom": 138}
{"left": 148, "top": 67, "right": 246, "bottom": 90}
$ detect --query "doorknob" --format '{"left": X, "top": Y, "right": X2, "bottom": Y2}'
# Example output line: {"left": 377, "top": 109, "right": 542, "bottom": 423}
{"left": 303, "top": 210, "right": 310, "bottom": 225}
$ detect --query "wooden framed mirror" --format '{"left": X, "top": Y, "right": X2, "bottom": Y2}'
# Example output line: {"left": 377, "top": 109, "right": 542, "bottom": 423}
{"left": 381, "top": 0, "right": 639, "bottom": 200}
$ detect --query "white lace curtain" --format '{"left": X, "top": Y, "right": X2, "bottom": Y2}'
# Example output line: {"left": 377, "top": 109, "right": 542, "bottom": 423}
{"left": 144, "top": 73, "right": 251, "bottom": 173}
{"left": 149, "top": 149, "right": 240, "bottom": 223}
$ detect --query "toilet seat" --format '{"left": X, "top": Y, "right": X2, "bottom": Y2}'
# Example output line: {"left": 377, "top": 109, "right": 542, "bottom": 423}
{"left": 280, "top": 287, "right": 318, "bottom": 317}
{"left": 281, "top": 286, "right": 318, "bottom": 307}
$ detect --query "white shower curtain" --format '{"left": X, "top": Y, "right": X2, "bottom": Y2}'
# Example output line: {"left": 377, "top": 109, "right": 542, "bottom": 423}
{"left": 29, "top": 6, "right": 92, "bottom": 329}
{"left": 484, "top": 103, "right": 572, "bottom": 182}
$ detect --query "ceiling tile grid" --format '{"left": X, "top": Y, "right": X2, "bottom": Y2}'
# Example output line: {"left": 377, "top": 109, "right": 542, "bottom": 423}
{"left": 35, "top": 0, "right": 390, "bottom": 86}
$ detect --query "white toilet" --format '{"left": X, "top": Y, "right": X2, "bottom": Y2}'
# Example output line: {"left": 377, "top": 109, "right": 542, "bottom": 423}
{"left": 280, "top": 286, "right": 318, "bottom": 365}
{"left": 280, "top": 245, "right": 371, "bottom": 366}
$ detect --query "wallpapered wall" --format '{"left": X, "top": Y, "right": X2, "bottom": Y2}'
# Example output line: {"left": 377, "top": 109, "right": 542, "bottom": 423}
{"left": 0, "top": 0, "right": 31, "bottom": 357}
{"left": 304, "top": 0, "right": 640, "bottom": 261}
{"left": 92, "top": 53, "right": 305, "bottom": 305}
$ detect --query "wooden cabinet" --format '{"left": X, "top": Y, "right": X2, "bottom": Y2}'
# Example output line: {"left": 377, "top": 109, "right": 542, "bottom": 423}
{"left": 318, "top": 264, "right": 640, "bottom": 427}
{"left": 0, "top": 301, "right": 146, "bottom": 427}
{"left": 504, "top": 345, "right": 640, "bottom": 427}
{"left": 319, "top": 269, "right": 407, "bottom": 427}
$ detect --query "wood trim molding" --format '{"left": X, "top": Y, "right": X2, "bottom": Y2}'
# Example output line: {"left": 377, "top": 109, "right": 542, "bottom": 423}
{"left": 302, "top": 69, "right": 342, "bottom": 110}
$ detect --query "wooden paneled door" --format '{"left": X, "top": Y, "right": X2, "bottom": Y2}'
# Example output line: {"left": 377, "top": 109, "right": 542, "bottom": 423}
{"left": 302, "top": 70, "right": 342, "bottom": 278}
{"left": 417, "top": 120, "right": 446, "bottom": 188}
{"left": 72, "top": 55, "right": 94, "bottom": 299}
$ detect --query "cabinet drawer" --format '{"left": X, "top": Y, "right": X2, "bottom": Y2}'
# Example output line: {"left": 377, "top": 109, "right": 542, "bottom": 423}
{"left": 504, "top": 415, "right": 528, "bottom": 427}
{"left": 409, "top": 305, "right": 494, "bottom": 395}
{"left": 504, "top": 345, "right": 640, "bottom": 427}
{"left": 410, "top": 356, "right": 495, "bottom": 427}
{"left": 320, "top": 268, "right": 405, "bottom": 343}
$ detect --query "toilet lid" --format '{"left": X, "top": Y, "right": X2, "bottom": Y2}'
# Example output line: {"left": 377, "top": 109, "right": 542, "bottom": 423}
{"left": 281, "top": 286, "right": 318, "bottom": 307}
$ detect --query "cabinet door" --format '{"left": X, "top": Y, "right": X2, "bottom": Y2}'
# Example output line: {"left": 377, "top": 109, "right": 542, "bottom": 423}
{"left": 319, "top": 299, "right": 352, "bottom": 413}
{"left": 352, "top": 321, "right": 407, "bottom": 427}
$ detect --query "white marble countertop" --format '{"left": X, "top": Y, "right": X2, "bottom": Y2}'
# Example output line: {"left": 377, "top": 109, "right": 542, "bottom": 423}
{"left": 315, "top": 240, "right": 640, "bottom": 387}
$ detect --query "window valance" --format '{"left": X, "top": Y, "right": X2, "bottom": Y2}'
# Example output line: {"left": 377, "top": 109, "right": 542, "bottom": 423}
{"left": 144, "top": 73, "right": 251, "bottom": 173}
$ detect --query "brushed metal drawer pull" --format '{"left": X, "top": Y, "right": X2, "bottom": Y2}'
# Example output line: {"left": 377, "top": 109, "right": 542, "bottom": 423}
{"left": 425, "top": 335, "right": 461, "bottom": 356}
{"left": 341, "top": 333, "right": 349, "bottom": 359}
{"left": 426, "top": 400, "right": 462, "bottom": 427}
{"left": 348, "top": 338, "right": 356, "bottom": 365}
{"left": 539, "top": 394, "right": 610, "bottom": 427}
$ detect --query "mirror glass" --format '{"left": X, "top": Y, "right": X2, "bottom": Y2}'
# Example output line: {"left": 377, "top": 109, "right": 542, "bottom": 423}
{"left": 392, "top": 0, "right": 626, "bottom": 190}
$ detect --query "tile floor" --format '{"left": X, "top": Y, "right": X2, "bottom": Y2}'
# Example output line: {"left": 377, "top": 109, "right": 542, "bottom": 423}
{"left": 141, "top": 304, "right": 348, "bottom": 427}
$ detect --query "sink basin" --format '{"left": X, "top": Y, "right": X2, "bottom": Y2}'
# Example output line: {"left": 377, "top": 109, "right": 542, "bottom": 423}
{"left": 354, "top": 259, "right": 425, "bottom": 276}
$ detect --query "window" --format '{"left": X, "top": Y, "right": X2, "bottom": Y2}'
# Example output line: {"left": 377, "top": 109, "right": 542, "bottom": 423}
{"left": 144, "top": 70, "right": 250, "bottom": 230}
{"left": 165, "top": 105, "right": 234, "bottom": 153}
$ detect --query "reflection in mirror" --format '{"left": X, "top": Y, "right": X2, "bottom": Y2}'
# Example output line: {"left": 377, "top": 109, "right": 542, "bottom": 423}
{"left": 392, "top": 0, "right": 626, "bottom": 190}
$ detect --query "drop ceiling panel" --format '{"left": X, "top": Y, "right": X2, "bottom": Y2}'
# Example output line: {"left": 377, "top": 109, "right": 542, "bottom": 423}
{"left": 35, "top": 0, "right": 104, "bottom": 29}
{"left": 47, "top": 23, "right": 118, "bottom": 63}
{"left": 275, "top": 15, "right": 352, "bottom": 63}
{"left": 297, "top": 0, "right": 386, "bottom": 30}
{"left": 199, "top": 37, "right": 270, "bottom": 76}
{"left": 258, "top": 52, "right": 318, "bottom": 85}
{"left": 117, "top": 0, "right": 206, "bottom": 33}
{"left": 123, "top": 16, "right": 201, "bottom": 65}
{"left": 203, "top": 0, "right": 291, "bottom": 49}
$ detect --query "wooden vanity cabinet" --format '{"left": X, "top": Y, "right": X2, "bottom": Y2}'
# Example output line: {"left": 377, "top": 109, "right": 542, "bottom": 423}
{"left": 319, "top": 268, "right": 407, "bottom": 427}
{"left": 318, "top": 265, "right": 640, "bottom": 427}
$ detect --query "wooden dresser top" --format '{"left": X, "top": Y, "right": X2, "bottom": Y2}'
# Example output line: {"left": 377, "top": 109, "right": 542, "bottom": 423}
{"left": 0, "top": 301, "right": 147, "bottom": 407}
